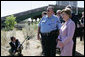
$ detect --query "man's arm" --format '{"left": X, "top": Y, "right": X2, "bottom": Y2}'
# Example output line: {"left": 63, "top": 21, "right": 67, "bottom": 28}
{"left": 9, "top": 42, "right": 16, "bottom": 53}
{"left": 56, "top": 16, "right": 62, "bottom": 30}
{"left": 9, "top": 42, "right": 15, "bottom": 49}
{"left": 37, "top": 26, "right": 40, "bottom": 40}
{"left": 37, "top": 17, "right": 43, "bottom": 40}
{"left": 16, "top": 39, "right": 21, "bottom": 50}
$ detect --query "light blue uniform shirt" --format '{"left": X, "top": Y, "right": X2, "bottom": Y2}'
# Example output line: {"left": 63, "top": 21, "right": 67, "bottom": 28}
{"left": 38, "top": 14, "right": 61, "bottom": 33}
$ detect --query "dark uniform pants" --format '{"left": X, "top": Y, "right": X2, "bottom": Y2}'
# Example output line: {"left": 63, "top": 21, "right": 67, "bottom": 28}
{"left": 41, "top": 30, "right": 58, "bottom": 56}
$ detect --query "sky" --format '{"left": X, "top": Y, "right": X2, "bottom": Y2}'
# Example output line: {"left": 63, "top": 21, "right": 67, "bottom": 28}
{"left": 1, "top": 1, "right": 84, "bottom": 17}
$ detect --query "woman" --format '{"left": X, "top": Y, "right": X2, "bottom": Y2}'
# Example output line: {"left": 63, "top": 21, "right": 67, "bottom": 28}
{"left": 57, "top": 8, "right": 75, "bottom": 56}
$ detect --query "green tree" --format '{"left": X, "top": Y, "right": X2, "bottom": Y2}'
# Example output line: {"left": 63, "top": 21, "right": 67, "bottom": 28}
{"left": 5, "top": 15, "right": 17, "bottom": 30}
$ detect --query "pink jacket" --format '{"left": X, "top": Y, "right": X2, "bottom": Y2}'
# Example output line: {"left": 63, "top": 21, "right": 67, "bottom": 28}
{"left": 57, "top": 19, "right": 75, "bottom": 56}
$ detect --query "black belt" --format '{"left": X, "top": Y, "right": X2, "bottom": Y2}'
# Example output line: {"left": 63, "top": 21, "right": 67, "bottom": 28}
{"left": 41, "top": 33, "right": 50, "bottom": 36}
{"left": 41, "top": 29, "right": 59, "bottom": 36}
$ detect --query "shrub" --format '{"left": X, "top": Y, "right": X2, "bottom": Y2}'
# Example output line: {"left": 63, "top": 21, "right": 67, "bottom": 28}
{"left": 4, "top": 15, "right": 17, "bottom": 30}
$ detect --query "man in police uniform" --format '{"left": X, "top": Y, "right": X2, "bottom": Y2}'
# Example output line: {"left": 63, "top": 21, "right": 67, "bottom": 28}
{"left": 37, "top": 6, "right": 61, "bottom": 56}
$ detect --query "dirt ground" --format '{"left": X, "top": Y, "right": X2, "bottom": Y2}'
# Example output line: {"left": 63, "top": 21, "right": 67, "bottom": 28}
{"left": 1, "top": 30, "right": 84, "bottom": 56}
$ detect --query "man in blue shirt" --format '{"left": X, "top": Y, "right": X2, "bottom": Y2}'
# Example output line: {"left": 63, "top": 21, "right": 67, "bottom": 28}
{"left": 37, "top": 6, "right": 61, "bottom": 56}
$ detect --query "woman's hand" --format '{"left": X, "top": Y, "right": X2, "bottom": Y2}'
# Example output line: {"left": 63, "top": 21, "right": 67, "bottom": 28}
{"left": 58, "top": 41, "right": 64, "bottom": 48}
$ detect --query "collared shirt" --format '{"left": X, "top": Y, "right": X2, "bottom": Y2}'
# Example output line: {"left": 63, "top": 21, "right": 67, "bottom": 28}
{"left": 38, "top": 14, "right": 61, "bottom": 33}
{"left": 12, "top": 42, "right": 16, "bottom": 46}
{"left": 57, "top": 16, "right": 60, "bottom": 20}
{"left": 57, "top": 15, "right": 65, "bottom": 23}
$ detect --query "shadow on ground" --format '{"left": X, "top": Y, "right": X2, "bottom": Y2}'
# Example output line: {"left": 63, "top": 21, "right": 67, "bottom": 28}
{"left": 75, "top": 51, "right": 84, "bottom": 56}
